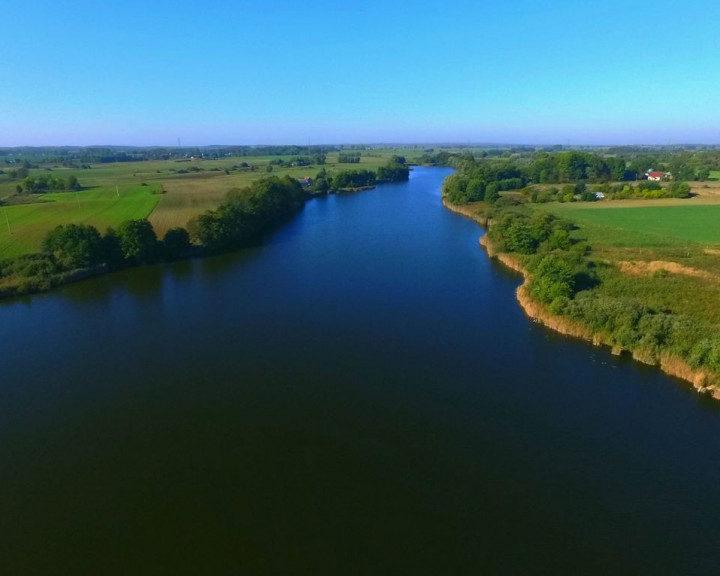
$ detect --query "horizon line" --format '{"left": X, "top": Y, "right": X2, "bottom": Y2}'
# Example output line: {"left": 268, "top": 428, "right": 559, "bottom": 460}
{"left": 2, "top": 141, "right": 720, "bottom": 150}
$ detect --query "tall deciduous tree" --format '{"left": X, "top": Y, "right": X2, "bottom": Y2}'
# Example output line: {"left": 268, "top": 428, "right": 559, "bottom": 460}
{"left": 117, "top": 219, "right": 159, "bottom": 264}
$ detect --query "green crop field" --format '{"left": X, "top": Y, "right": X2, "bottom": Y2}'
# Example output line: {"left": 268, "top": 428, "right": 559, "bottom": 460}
{"left": 0, "top": 185, "right": 160, "bottom": 259}
{"left": 546, "top": 203, "right": 720, "bottom": 247}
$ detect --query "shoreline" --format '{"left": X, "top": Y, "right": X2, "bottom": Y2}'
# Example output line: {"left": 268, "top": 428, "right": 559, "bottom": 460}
{"left": 442, "top": 199, "right": 719, "bottom": 399}
{"left": 0, "top": 179, "right": 409, "bottom": 303}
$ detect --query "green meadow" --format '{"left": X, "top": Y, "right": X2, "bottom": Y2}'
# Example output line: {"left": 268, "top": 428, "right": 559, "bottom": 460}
{"left": 547, "top": 203, "right": 720, "bottom": 247}
{"left": 0, "top": 185, "right": 160, "bottom": 260}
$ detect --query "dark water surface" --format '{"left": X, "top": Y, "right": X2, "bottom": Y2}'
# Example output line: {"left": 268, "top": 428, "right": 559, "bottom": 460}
{"left": 2, "top": 167, "right": 720, "bottom": 574}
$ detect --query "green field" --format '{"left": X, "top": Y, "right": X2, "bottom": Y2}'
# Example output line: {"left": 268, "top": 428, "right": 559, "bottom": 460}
{"left": 523, "top": 200, "right": 720, "bottom": 325}
{"left": 0, "top": 185, "right": 160, "bottom": 260}
{"left": 548, "top": 204, "right": 720, "bottom": 247}
{"left": 0, "top": 149, "right": 412, "bottom": 258}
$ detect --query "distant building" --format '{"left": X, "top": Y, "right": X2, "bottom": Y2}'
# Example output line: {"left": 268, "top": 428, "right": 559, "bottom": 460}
{"left": 646, "top": 171, "right": 672, "bottom": 181}
{"left": 298, "top": 176, "right": 312, "bottom": 188}
{"left": 594, "top": 191, "right": 605, "bottom": 199}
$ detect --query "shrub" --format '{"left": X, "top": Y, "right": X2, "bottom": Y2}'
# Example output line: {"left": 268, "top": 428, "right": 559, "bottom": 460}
{"left": 530, "top": 254, "right": 576, "bottom": 304}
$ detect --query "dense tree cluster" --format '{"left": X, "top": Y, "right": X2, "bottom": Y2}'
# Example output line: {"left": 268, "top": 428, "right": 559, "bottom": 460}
{"left": 442, "top": 147, "right": 707, "bottom": 205}
{"left": 42, "top": 224, "right": 105, "bottom": 269}
{"left": 338, "top": 154, "right": 361, "bottom": 163}
{"left": 376, "top": 157, "right": 410, "bottom": 182}
{"left": 525, "top": 151, "right": 629, "bottom": 183}
{"left": 0, "top": 219, "right": 191, "bottom": 296}
{"left": 39, "top": 220, "right": 188, "bottom": 271}
{"left": 415, "top": 150, "right": 454, "bottom": 165}
{"left": 6, "top": 167, "right": 29, "bottom": 179}
{"left": 19, "top": 175, "right": 80, "bottom": 193}
{"left": 442, "top": 162, "right": 527, "bottom": 204}
{"left": 190, "top": 176, "right": 306, "bottom": 253}
{"left": 329, "top": 169, "right": 377, "bottom": 189}
{"left": 308, "top": 159, "right": 409, "bottom": 194}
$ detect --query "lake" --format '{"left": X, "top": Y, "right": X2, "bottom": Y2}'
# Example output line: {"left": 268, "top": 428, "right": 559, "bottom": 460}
{"left": 2, "top": 167, "right": 719, "bottom": 574}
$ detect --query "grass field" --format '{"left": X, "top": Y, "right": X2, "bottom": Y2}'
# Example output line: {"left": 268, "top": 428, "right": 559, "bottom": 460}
{"left": 547, "top": 203, "right": 720, "bottom": 247}
{"left": 523, "top": 199, "right": 720, "bottom": 325}
{"left": 0, "top": 185, "right": 160, "bottom": 260}
{"left": 0, "top": 149, "right": 410, "bottom": 258}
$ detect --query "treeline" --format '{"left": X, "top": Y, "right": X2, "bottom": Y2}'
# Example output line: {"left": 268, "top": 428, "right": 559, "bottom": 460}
{"left": 0, "top": 221, "right": 191, "bottom": 297}
{"left": 377, "top": 156, "right": 410, "bottom": 182}
{"left": 527, "top": 151, "right": 630, "bottom": 182}
{"left": 323, "top": 169, "right": 376, "bottom": 190}
{"left": 415, "top": 150, "right": 454, "bottom": 165}
{"left": 0, "top": 145, "right": 340, "bottom": 164}
{"left": 338, "top": 154, "right": 361, "bottom": 163}
{"left": 526, "top": 180, "right": 692, "bottom": 204}
{"left": 442, "top": 162, "right": 527, "bottom": 204}
{"left": 308, "top": 158, "right": 410, "bottom": 194}
{"left": 442, "top": 150, "right": 700, "bottom": 205}
{"left": 189, "top": 176, "right": 306, "bottom": 253}
{"left": 227, "top": 145, "right": 336, "bottom": 158}
{"left": 268, "top": 155, "right": 326, "bottom": 166}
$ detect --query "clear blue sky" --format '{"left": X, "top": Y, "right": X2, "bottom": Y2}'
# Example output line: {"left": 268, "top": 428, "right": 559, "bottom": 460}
{"left": 2, "top": 0, "right": 719, "bottom": 146}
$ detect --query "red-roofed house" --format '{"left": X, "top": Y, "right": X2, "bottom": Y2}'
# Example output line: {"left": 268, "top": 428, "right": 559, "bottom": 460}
{"left": 647, "top": 171, "right": 672, "bottom": 181}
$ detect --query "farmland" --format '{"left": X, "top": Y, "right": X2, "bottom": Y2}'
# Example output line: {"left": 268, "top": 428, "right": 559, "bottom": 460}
{"left": 0, "top": 149, "right": 411, "bottom": 258}
{"left": 546, "top": 202, "right": 720, "bottom": 247}
{"left": 0, "top": 185, "right": 160, "bottom": 260}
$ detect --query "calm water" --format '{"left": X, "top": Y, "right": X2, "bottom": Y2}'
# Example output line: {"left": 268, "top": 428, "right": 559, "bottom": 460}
{"left": 2, "top": 167, "right": 720, "bottom": 575}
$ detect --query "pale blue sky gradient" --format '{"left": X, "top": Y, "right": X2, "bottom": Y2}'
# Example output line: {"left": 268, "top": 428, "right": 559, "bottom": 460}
{"left": 2, "top": 0, "right": 719, "bottom": 146}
